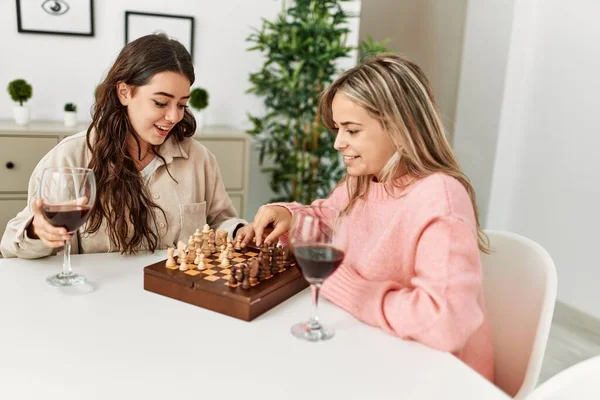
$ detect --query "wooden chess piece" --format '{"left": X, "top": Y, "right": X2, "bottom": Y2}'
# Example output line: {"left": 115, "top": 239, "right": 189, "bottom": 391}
{"left": 220, "top": 251, "right": 230, "bottom": 267}
{"left": 216, "top": 230, "right": 228, "bottom": 248}
{"left": 194, "top": 229, "right": 203, "bottom": 248}
{"left": 188, "top": 235, "right": 196, "bottom": 255}
{"left": 202, "top": 234, "right": 211, "bottom": 257}
{"left": 179, "top": 256, "right": 189, "bottom": 271}
{"left": 276, "top": 245, "right": 285, "bottom": 272}
{"left": 176, "top": 241, "right": 186, "bottom": 264}
{"left": 197, "top": 252, "right": 206, "bottom": 271}
{"left": 187, "top": 240, "right": 196, "bottom": 264}
{"left": 270, "top": 247, "right": 279, "bottom": 275}
{"left": 248, "top": 258, "right": 259, "bottom": 285}
{"left": 166, "top": 247, "right": 176, "bottom": 268}
{"left": 241, "top": 266, "right": 251, "bottom": 290}
{"left": 226, "top": 242, "right": 234, "bottom": 260}
{"left": 228, "top": 269, "right": 238, "bottom": 286}
{"left": 259, "top": 253, "right": 271, "bottom": 280}
{"left": 235, "top": 265, "right": 244, "bottom": 284}
{"left": 208, "top": 230, "right": 216, "bottom": 254}
{"left": 234, "top": 235, "right": 242, "bottom": 250}
{"left": 281, "top": 246, "right": 292, "bottom": 267}
{"left": 177, "top": 247, "right": 186, "bottom": 265}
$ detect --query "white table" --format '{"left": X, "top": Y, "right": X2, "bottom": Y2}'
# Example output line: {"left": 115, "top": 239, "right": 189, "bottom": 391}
{"left": 0, "top": 252, "right": 510, "bottom": 400}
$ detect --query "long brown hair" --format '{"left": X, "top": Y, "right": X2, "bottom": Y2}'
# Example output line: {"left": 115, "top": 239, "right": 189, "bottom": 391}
{"left": 319, "top": 53, "right": 490, "bottom": 253}
{"left": 86, "top": 34, "right": 196, "bottom": 254}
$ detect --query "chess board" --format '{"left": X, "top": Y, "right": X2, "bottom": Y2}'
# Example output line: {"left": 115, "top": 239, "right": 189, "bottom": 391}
{"left": 143, "top": 245, "right": 309, "bottom": 321}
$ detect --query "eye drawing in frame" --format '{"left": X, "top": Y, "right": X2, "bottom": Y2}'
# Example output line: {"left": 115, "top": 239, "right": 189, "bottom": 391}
{"left": 15, "top": 0, "right": 95, "bottom": 37}
{"left": 125, "top": 11, "right": 195, "bottom": 61}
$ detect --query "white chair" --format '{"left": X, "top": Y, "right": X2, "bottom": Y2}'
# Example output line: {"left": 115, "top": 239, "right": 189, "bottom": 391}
{"left": 526, "top": 355, "right": 600, "bottom": 399}
{"left": 482, "top": 230, "right": 558, "bottom": 399}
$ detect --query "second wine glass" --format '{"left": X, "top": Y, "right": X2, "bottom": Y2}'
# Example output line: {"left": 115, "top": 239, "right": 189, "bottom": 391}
{"left": 39, "top": 167, "right": 96, "bottom": 287}
{"left": 289, "top": 205, "right": 346, "bottom": 342}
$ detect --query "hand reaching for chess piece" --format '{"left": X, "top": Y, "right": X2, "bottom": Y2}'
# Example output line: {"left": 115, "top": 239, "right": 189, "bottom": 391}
{"left": 236, "top": 206, "right": 292, "bottom": 247}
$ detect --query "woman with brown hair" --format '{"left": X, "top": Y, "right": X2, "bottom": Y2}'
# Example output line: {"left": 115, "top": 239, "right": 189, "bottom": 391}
{"left": 1, "top": 34, "right": 245, "bottom": 258}
{"left": 238, "top": 53, "right": 494, "bottom": 381}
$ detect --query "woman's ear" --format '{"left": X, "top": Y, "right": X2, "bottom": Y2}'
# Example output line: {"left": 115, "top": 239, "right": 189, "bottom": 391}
{"left": 116, "top": 82, "right": 131, "bottom": 106}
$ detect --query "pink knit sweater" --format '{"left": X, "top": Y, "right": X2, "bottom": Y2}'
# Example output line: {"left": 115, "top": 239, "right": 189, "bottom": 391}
{"left": 277, "top": 173, "right": 494, "bottom": 382}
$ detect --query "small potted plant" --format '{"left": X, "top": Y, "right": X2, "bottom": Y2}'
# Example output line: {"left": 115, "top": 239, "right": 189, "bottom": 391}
{"left": 189, "top": 87, "right": 209, "bottom": 132}
{"left": 63, "top": 103, "right": 77, "bottom": 127}
{"left": 7, "top": 79, "right": 33, "bottom": 126}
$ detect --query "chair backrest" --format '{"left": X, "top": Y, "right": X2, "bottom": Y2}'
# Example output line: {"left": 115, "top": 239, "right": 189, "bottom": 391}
{"left": 481, "top": 230, "right": 557, "bottom": 399}
{"left": 526, "top": 355, "right": 600, "bottom": 400}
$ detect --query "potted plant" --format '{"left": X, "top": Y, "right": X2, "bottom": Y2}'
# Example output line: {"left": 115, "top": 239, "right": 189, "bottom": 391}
{"left": 189, "top": 87, "right": 209, "bottom": 132}
{"left": 246, "top": 0, "right": 390, "bottom": 203}
{"left": 7, "top": 79, "right": 33, "bottom": 126}
{"left": 64, "top": 103, "right": 77, "bottom": 127}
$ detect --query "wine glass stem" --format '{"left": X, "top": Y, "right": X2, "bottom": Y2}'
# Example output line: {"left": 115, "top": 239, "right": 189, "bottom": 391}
{"left": 308, "top": 283, "right": 322, "bottom": 330}
{"left": 62, "top": 239, "right": 72, "bottom": 277}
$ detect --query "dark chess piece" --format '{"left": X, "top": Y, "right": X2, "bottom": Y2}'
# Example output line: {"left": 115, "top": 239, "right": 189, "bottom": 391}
{"left": 259, "top": 249, "right": 271, "bottom": 279}
{"left": 241, "top": 266, "right": 251, "bottom": 290}
{"left": 270, "top": 247, "right": 280, "bottom": 275}
{"left": 276, "top": 246, "right": 285, "bottom": 272}
{"left": 235, "top": 264, "right": 244, "bottom": 283}
{"left": 248, "top": 258, "right": 259, "bottom": 285}
{"left": 281, "top": 246, "right": 293, "bottom": 267}
{"left": 228, "top": 266, "right": 238, "bottom": 286}
{"left": 228, "top": 273, "right": 237, "bottom": 286}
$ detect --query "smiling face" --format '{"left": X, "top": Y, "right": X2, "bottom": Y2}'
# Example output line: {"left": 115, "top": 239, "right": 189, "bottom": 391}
{"left": 332, "top": 92, "right": 397, "bottom": 179}
{"left": 117, "top": 71, "right": 191, "bottom": 149}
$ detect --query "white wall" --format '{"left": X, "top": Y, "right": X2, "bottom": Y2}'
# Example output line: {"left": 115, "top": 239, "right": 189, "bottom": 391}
{"left": 0, "top": 0, "right": 360, "bottom": 219}
{"left": 452, "top": 0, "right": 516, "bottom": 224}
{"left": 358, "top": 0, "right": 468, "bottom": 139}
{"left": 456, "top": 0, "right": 600, "bottom": 319}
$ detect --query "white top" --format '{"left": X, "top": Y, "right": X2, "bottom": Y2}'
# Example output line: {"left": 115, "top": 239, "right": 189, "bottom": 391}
{"left": 0, "top": 252, "right": 510, "bottom": 400}
{"left": 140, "top": 156, "right": 159, "bottom": 183}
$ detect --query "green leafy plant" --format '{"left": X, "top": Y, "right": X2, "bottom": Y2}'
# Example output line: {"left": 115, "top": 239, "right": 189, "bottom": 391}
{"left": 246, "top": 0, "right": 391, "bottom": 203}
{"left": 64, "top": 103, "right": 77, "bottom": 112}
{"left": 189, "top": 88, "right": 209, "bottom": 111}
{"left": 358, "top": 34, "right": 391, "bottom": 61}
{"left": 7, "top": 79, "right": 33, "bottom": 106}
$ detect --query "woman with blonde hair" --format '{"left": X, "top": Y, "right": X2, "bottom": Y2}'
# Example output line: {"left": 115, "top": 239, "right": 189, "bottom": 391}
{"left": 237, "top": 53, "right": 494, "bottom": 381}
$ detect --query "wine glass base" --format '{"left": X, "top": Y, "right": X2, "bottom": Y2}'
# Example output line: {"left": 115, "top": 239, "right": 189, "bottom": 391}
{"left": 291, "top": 322, "right": 334, "bottom": 342}
{"left": 46, "top": 272, "right": 87, "bottom": 287}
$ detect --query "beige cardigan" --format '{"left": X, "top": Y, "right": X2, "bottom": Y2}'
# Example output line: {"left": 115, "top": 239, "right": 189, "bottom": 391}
{"left": 0, "top": 131, "right": 246, "bottom": 259}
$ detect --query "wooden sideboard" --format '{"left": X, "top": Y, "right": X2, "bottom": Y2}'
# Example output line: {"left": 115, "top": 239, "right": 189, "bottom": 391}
{"left": 0, "top": 120, "right": 250, "bottom": 231}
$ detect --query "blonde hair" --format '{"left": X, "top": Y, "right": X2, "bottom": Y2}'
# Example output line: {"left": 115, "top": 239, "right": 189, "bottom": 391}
{"left": 319, "top": 53, "right": 490, "bottom": 253}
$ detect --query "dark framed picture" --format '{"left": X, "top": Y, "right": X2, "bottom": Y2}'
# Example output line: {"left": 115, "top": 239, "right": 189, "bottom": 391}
{"left": 125, "top": 11, "right": 195, "bottom": 61}
{"left": 16, "top": 0, "right": 94, "bottom": 37}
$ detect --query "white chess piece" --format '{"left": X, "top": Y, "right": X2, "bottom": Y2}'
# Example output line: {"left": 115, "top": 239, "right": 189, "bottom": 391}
{"left": 179, "top": 257, "right": 189, "bottom": 271}
{"left": 166, "top": 248, "right": 176, "bottom": 267}
{"left": 197, "top": 254, "right": 206, "bottom": 270}
{"left": 227, "top": 242, "right": 234, "bottom": 259}
{"left": 220, "top": 254, "right": 230, "bottom": 267}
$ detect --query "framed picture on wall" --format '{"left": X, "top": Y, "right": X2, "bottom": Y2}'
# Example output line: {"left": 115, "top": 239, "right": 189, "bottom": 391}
{"left": 16, "top": 0, "right": 95, "bottom": 37}
{"left": 125, "top": 11, "right": 195, "bottom": 61}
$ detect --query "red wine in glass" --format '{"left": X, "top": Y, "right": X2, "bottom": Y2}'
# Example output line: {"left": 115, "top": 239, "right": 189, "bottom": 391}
{"left": 293, "top": 244, "right": 344, "bottom": 282}
{"left": 289, "top": 205, "right": 346, "bottom": 342}
{"left": 40, "top": 167, "right": 96, "bottom": 287}
{"left": 42, "top": 205, "right": 92, "bottom": 233}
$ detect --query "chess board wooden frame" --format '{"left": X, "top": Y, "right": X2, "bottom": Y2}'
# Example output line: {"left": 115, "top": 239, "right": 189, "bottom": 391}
{"left": 143, "top": 245, "right": 309, "bottom": 321}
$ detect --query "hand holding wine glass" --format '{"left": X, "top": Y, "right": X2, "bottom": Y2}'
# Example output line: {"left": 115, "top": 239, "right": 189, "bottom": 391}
{"left": 27, "top": 198, "right": 72, "bottom": 248}
{"left": 39, "top": 167, "right": 96, "bottom": 287}
{"left": 289, "top": 205, "right": 346, "bottom": 341}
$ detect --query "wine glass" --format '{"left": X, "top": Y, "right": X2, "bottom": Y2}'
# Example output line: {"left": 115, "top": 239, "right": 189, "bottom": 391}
{"left": 289, "top": 205, "right": 346, "bottom": 341}
{"left": 39, "top": 167, "right": 96, "bottom": 287}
